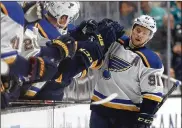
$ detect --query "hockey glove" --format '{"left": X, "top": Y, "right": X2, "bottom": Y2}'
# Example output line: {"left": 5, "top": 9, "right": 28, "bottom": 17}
{"left": 23, "top": 2, "right": 44, "bottom": 23}
{"left": 79, "top": 19, "right": 98, "bottom": 35}
{"left": 46, "top": 35, "right": 77, "bottom": 60}
{"left": 97, "top": 18, "right": 125, "bottom": 53}
{"left": 1, "top": 75, "right": 22, "bottom": 109}
{"left": 28, "top": 56, "right": 58, "bottom": 82}
{"left": 70, "top": 19, "right": 98, "bottom": 41}
{"left": 110, "top": 21, "right": 125, "bottom": 39}
{"left": 134, "top": 113, "right": 154, "bottom": 128}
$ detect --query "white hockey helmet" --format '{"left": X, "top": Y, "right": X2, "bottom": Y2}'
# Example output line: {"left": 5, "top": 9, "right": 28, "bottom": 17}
{"left": 46, "top": 2, "right": 80, "bottom": 27}
{"left": 132, "top": 15, "right": 157, "bottom": 39}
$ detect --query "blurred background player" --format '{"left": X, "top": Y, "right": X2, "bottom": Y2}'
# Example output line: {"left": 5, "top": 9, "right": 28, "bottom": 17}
{"left": 89, "top": 15, "right": 164, "bottom": 128}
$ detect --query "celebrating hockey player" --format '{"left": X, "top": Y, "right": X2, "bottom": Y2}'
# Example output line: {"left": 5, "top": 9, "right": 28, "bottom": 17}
{"left": 89, "top": 15, "right": 164, "bottom": 128}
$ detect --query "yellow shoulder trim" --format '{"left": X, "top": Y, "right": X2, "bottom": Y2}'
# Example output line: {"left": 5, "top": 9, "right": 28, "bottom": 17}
{"left": 135, "top": 51, "right": 150, "bottom": 68}
{"left": 35, "top": 23, "right": 48, "bottom": 38}
{"left": 0, "top": 2, "right": 8, "bottom": 15}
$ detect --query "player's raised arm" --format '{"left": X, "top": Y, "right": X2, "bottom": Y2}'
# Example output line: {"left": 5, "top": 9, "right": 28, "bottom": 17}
{"left": 53, "top": 19, "right": 125, "bottom": 84}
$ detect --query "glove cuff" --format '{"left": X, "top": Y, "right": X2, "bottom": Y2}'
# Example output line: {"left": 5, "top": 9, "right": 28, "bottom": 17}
{"left": 52, "top": 39, "right": 69, "bottom": 58}
{"left": 136, "top": 113, "right": 154, "bottom": 126}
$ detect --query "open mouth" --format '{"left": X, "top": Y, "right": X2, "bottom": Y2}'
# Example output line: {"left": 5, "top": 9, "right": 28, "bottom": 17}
{"left": 135, "top": 38, "right": 140, "bottom": 42}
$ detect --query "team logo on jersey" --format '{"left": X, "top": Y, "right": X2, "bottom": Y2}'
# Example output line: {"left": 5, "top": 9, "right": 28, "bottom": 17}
{"left": 102, "top": 69, "right": 111, "bottom": 80}
{"left": 108, "top": 55, "right": 132, "bottom": 72}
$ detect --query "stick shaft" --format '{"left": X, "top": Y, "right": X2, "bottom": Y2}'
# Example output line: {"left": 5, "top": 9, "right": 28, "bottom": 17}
{"left": 154, "top": 81, "right": 180, "bottom": 114}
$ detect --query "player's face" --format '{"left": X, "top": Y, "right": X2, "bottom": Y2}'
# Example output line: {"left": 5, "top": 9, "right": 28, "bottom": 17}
{"left": 58, "top": 15, "right": 69, "bottom": 28}
{"left": 131, "top": 25, "right": 151, "bottom": 47}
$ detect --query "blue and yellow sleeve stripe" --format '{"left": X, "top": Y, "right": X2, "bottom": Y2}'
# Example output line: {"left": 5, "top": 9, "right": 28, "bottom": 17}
{"left": 25, "top": 85, "right": 40, "bottom": 97}
{"left": 1, "top": 51, "right": 17, "bottom": 64}
{"left": 142, "top": 92, "right": 163, "bottom": 102}
{"left": 92, "top": 90, "right": 140, "bottom": 112}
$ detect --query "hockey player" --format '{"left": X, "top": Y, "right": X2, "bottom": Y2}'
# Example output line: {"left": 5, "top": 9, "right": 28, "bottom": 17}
{"left": 89, "top": 15, "right": 164, "bottom": 128}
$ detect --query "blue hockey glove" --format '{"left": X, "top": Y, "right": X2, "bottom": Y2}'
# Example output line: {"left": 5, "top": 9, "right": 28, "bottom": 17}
{"left": 46, "top": 35, "right": 77, "bottom": 59}
{"left": 79, "top": 19, "right": 98, "bottom": 35}
{"left": 110, "top": 21, "right": 125, "bottom": 39}
{"left": 97, "top": 18, "right": 125, "bottom": 53}
{"left": 69, "top": 19, "right": 98, "bottom": 41}
{"left": 28, "top": 56, "right": 58, "bottom": 82}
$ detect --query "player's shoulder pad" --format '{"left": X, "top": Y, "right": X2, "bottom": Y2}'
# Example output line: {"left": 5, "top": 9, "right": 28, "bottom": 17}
{"left": 118, "top": 35, "right": 130, "bottom": 45}
{"left": 134, "top": 47, "right": 163, "bottom": 69}
{"left": 1, "top": 1, "right": 24, "bottom": 26}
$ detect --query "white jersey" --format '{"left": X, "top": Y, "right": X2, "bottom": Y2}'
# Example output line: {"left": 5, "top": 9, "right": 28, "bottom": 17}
{"left": 20, "top": 27, "right": 50, "bottom": 59}
{"left": 1, "top": 12, "right": 24, "bottom": 64}
{"left": 92, "top": 41, "right": 164, "bottom": 112}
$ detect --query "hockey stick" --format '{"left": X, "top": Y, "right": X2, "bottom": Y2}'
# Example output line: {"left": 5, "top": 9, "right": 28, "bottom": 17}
{"left": 9, "top": 93, "right": 118, "bottom": 105}
{"left": 153, "top": 81, "right": 181, "bottom": 114}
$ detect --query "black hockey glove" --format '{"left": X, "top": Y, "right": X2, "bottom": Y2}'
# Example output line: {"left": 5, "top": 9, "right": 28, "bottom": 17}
{"left": 134, "top": 113, "right": 154, "bottom": 128}
{"left": 46, "top": 35, "right": 77, "bottom": 60}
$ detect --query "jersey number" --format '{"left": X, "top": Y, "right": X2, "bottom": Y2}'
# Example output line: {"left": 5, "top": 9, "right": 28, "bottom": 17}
{"left": 24, "top": 39, "right": 33, "bottom": 51}
{"left": 10, "top": 36, "right": 20, "bottom": 49}
{"left": 148, "top": 75, "right": 161, "bottom": 86}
